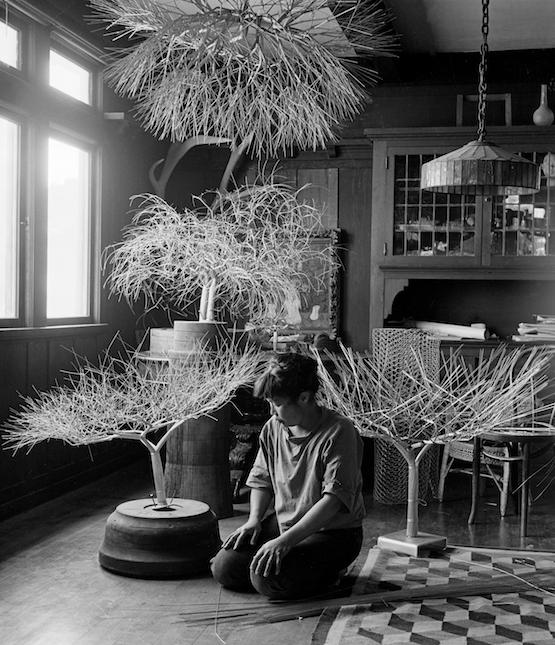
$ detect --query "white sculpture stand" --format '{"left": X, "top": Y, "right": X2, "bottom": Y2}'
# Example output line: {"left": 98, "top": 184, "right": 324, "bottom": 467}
{"left": 378, "top": 530, "right": 447, "bottom": 557}
{"left": 377, "top": 442, "right": 447, "bottom": 557}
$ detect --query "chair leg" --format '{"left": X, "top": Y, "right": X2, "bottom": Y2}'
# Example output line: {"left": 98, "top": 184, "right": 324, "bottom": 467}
{"left": 437, "top": 448, "right": 453, "bottom": 502}
{"left": 500, "top": 463, "right": 510, "bottom": 517}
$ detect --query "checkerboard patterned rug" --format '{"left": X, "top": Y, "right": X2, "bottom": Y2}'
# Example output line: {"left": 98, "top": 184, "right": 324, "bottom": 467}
{"left": 313, "top": 546, "right": 555, "bottom": 645}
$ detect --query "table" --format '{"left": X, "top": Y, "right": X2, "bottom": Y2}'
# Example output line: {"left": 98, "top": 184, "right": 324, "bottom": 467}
{"left": 468, "top": 429, "right": 555, "bottom": 536}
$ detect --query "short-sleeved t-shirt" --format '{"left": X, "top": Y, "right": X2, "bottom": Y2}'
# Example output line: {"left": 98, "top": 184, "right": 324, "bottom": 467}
{"left": 246, "top": 407, "right": 365, "bottom": 533}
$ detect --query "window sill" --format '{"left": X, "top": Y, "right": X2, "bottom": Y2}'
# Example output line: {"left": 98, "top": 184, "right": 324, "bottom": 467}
{"left": 0, "top": 323, "right": 109, "bottom": 341}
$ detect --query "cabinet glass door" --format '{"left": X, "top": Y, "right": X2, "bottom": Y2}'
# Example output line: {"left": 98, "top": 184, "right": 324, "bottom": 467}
{"left": 393, "top": 154, "right": 477, "bottom": 257}
{"left": 491, "top": 152, "right": 554, "bottom": 257}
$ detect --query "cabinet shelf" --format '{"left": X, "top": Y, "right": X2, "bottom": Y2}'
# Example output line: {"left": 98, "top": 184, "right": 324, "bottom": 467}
{"left": 379, "top": 265, "right": 555, "bottom": 280}
{"left": 396, "top": 224, "right": 475, "bottom": 233}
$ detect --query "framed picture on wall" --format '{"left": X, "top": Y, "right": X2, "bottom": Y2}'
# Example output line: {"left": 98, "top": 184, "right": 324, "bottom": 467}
{"left": 291, "top": 229, "right": 341, "bottom": 339}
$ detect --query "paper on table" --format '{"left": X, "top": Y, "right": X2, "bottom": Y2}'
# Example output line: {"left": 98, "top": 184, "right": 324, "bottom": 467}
{"left": 414, "top": 321, "right": 489, "bottom": 340}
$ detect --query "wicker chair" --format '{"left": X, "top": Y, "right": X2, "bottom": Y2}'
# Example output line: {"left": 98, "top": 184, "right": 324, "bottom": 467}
{"left": 437, "top": 440, "right": 514, "bottom": 516}
{"left": 370, "top": 328, "right": 441, "bottom": 504}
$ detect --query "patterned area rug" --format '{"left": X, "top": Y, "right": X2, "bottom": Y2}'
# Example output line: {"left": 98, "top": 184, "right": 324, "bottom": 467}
{"left": 313, "top": 546, "right": 555, "bottom": 645}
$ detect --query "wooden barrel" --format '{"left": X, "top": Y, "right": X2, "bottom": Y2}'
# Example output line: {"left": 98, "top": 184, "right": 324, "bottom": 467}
{"left": 98, "top": 498, "right": 221, "bottom": 578}
{"left": 173, "top": 320, "right": 225, "bottom": 352}
{"left": 149, "top": 327, "right": 174, "bottom": 354}
{"left": 164, "top": 405, "right": 233, "bottom": 519}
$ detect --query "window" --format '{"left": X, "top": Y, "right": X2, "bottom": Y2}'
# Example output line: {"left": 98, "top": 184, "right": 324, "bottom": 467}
{"left": 491, "top": 152, "right": 553, "bottom": 257}
{"left": 0, "top": 21, "right": 19, "bottom": 68}
{"left": 47, "top": 138, "right": 92, "bottom": 318}
{"left": 49, "top": 49, "right": 92, "bottom": 104}
{"left": 0, "top": 5, "right": 103, "bottom": 328}
{"left": 391, "top": 152, "right": 554, "bottom": 259}
{"left": 0, "top": 115, "right": 19, "bottom": 319}
{"left": 393, "top": 154, "right": 476, "bottom": 257}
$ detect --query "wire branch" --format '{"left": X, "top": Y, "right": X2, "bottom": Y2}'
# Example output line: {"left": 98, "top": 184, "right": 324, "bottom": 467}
{"left": 314, "top": 343, "right": 555, "bottom": 446}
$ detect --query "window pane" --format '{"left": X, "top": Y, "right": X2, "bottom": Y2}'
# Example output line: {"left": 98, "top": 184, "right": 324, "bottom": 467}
{"left": 0, "top": 22, "right": 19, "bottom": 68}
{"left": 49, "top": 50, "right": 91, "bottom": 104}
{"left": 393, "top": 154, "right": 477, "bottom": 257}
{"left": 0, "top": 115, "right": 19, "bottom": 318}
{"left": 47, "top": 138, "right": 91, "bottom": 318}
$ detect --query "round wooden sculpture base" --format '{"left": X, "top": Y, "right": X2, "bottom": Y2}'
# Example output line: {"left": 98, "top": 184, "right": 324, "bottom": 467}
{"left": 98, "top": 498, "right": 221, "bottom": 579}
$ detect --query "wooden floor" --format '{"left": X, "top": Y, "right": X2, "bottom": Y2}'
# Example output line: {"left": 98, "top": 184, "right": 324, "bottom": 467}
{"left": 2, "top": 457, "right": 555, "bottom": 645}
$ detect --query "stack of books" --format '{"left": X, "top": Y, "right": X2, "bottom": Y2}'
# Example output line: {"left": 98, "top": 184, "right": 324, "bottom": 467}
{"left": 512, "top": 314, "right": 555, "bottom": 342}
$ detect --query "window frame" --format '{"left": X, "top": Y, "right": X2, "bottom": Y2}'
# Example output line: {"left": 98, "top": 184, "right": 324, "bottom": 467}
{"left": 0, "top": 109, "right": 23, "bottom": 324}
{"left": 0, "top": 2, "right": 105, "bottom": 330}
{"left": 48, "top": 47, "right": 93, "bottom": 106}
{"left": 39, "top": 127, "right": 101, "bottom": 328}
{"left": 0, "top": 14, "right": 22, "bottom": 70}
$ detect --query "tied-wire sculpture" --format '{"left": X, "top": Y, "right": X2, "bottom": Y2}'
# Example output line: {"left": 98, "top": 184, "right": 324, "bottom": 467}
{"left": 89, "top": 0, "right": 397, "bottom": 159}
{"left": 314, "top": 340, "right": 555, "bottom": 555}
{"left": 90, "top": 0, "right": 396, "bottom": 335}
{"left": 103, "top": 176, "right": 337, "bottom": 326}
{"left": 3, "top": 338, "right": 262, "bottom": 510}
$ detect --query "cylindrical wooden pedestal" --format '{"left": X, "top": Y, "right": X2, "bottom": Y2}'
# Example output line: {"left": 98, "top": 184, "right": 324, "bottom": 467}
{"left": 164, "top": 406, "right": 234, "bottom": 519}
{"left": 98, "top": 498, "right": 221, "bottom": 579}
{"left": 173, "top": 320, "right": 226, "bottom": 352}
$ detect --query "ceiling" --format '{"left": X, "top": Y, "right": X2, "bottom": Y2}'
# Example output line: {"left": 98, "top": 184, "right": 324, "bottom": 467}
{"left": 384, "top": 0, "right": 555, "bottom": 53}
{"left": 157, "top": 1, "right": 358, "bottom": 55}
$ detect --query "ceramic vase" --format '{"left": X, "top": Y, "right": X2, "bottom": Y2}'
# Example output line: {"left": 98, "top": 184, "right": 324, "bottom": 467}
{"left": 533, "top": 84, "right": 554, "bottom": 127}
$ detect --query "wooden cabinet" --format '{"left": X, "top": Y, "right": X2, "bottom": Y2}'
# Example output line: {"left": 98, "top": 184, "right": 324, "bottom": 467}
{"left": 386, "top": 150, "right": 554, "bottom": 266}
{"left": 365, "top": 127, "right": 555, "bottom": 330}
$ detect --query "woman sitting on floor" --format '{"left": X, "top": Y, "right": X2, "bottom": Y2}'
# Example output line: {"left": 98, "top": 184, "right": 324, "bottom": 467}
{"left": 211, "top": 351, "right": 365, "bottom": 600}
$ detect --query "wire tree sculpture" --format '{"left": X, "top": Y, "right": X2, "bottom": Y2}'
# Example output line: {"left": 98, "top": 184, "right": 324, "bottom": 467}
{"left": 3, "top": 340, "right": 262, "bottom": 509}
{"left": 104, "top": 176, "right": 336, "bottom": 325}
{"left": 90, "top": 0, "right": 396, "bottom": 328}
{"left": 314, "top": 342, "right": 555, "bottom": 548}
{"left": 89, "top": 0, "right": 397, "bottom": 162}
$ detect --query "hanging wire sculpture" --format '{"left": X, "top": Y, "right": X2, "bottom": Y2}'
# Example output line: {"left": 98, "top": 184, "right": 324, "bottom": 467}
{"left": 89, "top": 0, "right": 397, "bottom": 157}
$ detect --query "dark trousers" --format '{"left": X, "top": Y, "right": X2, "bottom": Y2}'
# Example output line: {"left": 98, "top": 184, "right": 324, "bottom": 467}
{"left": 211, "top": 514, "right": 363, "bottom": 600}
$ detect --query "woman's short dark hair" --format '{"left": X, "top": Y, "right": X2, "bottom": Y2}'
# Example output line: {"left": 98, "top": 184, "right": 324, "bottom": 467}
{"left": 253, "top": 352, "right": 320, "bottom": 401}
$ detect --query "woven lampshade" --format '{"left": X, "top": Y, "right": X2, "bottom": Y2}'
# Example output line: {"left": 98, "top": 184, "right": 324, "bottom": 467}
{"left": 420, "top": 0, "right": 540, "bottom": 196}
{"left": 420, "top": 140, "right": 540, "bottom": 196}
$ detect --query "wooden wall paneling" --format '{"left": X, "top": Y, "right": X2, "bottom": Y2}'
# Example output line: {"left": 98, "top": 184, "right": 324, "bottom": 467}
{"left": 325, "top": 168, "right": 339, "bottom": 229}
{"left": 275, "top": 165, "right": 297, "bottom": 185}
{"left": 337, "top": 164, "right": 373, "bottom": 350}
{"left": 259, "top": 143, "right": 373, "bottom": 348}
{"left": 0, "top": 341, "right": 30, "bottom": 505}
{"left": 26, "top": 340, "right": 49, "bottom": 394}
{"left": 296, "top": 168, "right": 339, "bottom": 229}
{"left": 0, "top": 341, "right": 28, "bottom": 419}
{"left": 47, "top": 337, "right": 78, "bottom": 387}
{"left": 72, "top": 333, "right": 102, "bottom": 365}
{"left": 369, "top": 140, "right": 390, "bottom": 331}
{"left": 246, "top": 163, "right": 339, "bottom": 229}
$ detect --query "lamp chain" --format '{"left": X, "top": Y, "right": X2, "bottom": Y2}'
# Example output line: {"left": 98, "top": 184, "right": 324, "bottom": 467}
{"left": 477, "top": 0, "right": 489, "bottom": 141}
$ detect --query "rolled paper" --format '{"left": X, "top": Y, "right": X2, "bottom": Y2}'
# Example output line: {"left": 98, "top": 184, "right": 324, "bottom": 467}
{"left": 414, "top": 321, "right": 489, "bottom": 340}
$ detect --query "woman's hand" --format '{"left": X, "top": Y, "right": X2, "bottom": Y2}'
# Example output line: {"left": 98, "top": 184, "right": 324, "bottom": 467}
{"left": 222, "top": 519, "right": 262, "bottom": 550}
{"left": 250, "top": 536, "right": 292, "bottom": 577}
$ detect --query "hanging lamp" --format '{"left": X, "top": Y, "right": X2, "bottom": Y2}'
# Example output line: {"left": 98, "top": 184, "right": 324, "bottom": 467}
{"left": 420, "top": 0, "right": 539, "bottom": 196}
